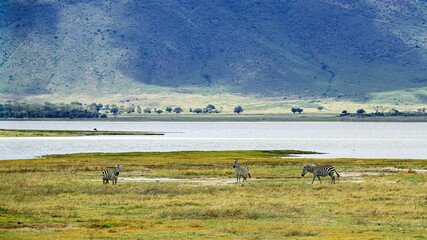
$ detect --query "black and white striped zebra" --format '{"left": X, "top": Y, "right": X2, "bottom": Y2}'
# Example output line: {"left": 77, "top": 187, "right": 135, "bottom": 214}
{"left": 233, "top": 159, "right": 251, "bottom": 183}
{"left": 102, "top": 165, "right": 122, "bottom": 185}
{"left": 301, "top": 165, "right": 340, "bottom": 184}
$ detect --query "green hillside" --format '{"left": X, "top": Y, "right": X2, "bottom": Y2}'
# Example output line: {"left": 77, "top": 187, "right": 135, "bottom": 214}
{"left": 0, "top": 0, "right": 426, "bottom": 100}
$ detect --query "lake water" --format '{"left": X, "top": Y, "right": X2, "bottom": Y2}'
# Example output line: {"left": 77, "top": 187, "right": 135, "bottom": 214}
{"left": 1, "top": 121, "right": 427, "bottom": 160}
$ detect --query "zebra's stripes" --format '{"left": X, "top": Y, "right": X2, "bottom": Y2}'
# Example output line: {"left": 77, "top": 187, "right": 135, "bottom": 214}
{"left": 102, "top": 165, "right": 122, "bottom": 185}
{"left": 301, "top": 165, "right": 340, "bottom": 184}
{"left": 233, "top": 159, "right": 251, "bottom": 183}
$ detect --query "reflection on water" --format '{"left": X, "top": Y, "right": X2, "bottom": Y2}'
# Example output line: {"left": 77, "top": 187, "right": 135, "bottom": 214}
{"left": 1, "top": 121, "right": 427, "bottom": 160}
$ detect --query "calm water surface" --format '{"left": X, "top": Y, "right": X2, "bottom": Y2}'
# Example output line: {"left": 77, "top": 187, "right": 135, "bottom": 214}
{"left": 1, "top": 121, "right": 427, "bottom": 160}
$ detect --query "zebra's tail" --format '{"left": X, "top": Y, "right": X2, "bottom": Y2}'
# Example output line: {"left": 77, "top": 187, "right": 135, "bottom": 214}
{"left": 248, "top": 173, "right": 251, "bottom": 178}
{"left": 335, "top": 170, "right": 340, "bottom": 177}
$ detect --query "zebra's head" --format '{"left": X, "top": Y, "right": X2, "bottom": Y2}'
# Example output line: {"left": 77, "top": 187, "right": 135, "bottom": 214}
{"left": 233, "top": 159, "right": 238, "bottom": 168}
{"left": 114, "top": 165, "right": 122, "bottom": 176}
{"left": 301, "top": 165, "right": 310, "bottom": 177}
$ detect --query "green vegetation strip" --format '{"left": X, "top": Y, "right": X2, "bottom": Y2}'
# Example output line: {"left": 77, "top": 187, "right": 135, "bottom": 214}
{"left": 0, "top": 129, "right": 163, "bottom": 137}
{"left": 0, "top": 150, "right": 425, "bottom": 239}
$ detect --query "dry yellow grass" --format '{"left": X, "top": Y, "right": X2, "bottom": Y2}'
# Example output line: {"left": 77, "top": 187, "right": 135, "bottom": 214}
{"left": 19, "top": 90, "right": 427, "bottom": 115}
{"left": 0, "top": 151, "right": 425, "bottom": 239}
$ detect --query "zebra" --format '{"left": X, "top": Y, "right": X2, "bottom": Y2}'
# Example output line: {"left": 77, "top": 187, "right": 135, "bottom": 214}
{"left": 233, "top": 159, "right": 251, "bottom": 183}
{"left": 301, "top": 165, "right": 340, "bottom": 184}
{"left": 102, "top": 165, "right": 122, "bottom": 185}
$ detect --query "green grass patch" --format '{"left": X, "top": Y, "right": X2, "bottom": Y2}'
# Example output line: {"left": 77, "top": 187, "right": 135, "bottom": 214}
{"left": 0, "top": 151, "right": 425, "bottom": 239}
{"left": 0, "top": 129, "right": 163, "bottom": 137}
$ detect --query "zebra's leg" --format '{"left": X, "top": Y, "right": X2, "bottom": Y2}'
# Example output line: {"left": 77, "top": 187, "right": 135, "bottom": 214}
{"left": 236, "top": 174, "right": 239, "bottom": 183}
{"left": 243, "top": 176, "right": 246, "bottom": 182}
{"left": 312, "top": 175, "right": 316, "bottom": 184}
{"left": 331, "top": 174, "right": 335, "bottom": 184}
{"left": 317, "top": 175, "right": 322, "bottom": 184}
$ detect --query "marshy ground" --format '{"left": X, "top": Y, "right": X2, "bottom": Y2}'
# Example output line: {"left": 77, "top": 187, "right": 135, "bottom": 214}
{"left": 0, "top": 129, "right": 163, "bottom": 137}
{"left": 0, "top": 150, "right": 425, "bottom": 239}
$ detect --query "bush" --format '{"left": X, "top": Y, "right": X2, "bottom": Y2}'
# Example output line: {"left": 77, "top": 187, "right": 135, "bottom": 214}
{"left": 291, "top": 108, "right": 303, "bottom": 114}
{"left": 357, "top": 109, "right": 366, "bottom": 115}
{"left": 173, "top": 107, "right": 183, "bottom": 114}
{"left": 234, "top": 106, "right": 243, "bottom": 114}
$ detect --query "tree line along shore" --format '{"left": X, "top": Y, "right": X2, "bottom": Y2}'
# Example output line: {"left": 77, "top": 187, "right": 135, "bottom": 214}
{"left": 2, "top": 101, "right": 427, "bottom": 121}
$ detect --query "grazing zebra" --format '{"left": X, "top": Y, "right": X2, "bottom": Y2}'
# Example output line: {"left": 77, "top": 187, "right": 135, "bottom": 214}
{"left": 301, "top": 165, "right": 340, "bottom": 184}
{"left": 102, "top": 165, "right": 122, "bottom": 185}
{"left": 233, "top": 159, "right": 251, "bottom": 183}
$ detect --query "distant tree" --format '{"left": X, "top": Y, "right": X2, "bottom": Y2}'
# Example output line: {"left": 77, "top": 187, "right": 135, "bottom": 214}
{"left": 166, "top": 107, "right": 172, "bottom": 113}
{"left": 137, "top": 105, "right": 142, "bottom": 114}
{"left": 194, "top": 108, "right": 203, "bottom": 114}
{"left": 156, "top": 110, "right": 163, "bottom": 114}
{"left": 291, "top": 108, "right": 297, "bottom": 114}
{"left": 390, "top": 108, "right": 400, "bottom": 115}
{"left": 144, "top": 108, "right": 151, "bottom": 114}
{"left": 89, "top": 103, "right": 102, "bottom": 112}
{"left": 341, "top": 110, "right": 348, "bottom": 116}
{"left": 126, "top": 106, "right": 135, "bottom": 114}
{"left": 373, "top": 111, "right": 384, "bottom": 116}
{"left": 292, "top": 108, "right": 303, "bottom": 114}
{"left": 357, "top": 109, "right": 366, "bottom": 115}
{"left": 173, "top": 107, "right": 183, "bottom": 114}
{"left": 110, "top": 106, "right": 119, "bottom": 116}
{"left": 206, "top": 104, "right": 216, "bottom": 110}
{"left": 317, "top": 106, "right": 324, "bottom": 111}
{"left": 234, "top": 106, "right": 243, "bottom": 114}
{"left": 100, "top": 114, "right": 107, "bottom": 118}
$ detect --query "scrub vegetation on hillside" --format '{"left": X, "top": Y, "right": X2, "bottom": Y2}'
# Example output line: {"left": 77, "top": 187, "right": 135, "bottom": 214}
{"left": 1, "top": 0, "right": 425, "bottom": 99}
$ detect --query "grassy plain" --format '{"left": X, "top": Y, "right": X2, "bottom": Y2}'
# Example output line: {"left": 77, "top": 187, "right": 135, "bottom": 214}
{"left": 18, "top": 88, "right": 427, "bottom": 115}
{"left": 0, "top": 151, "right": 426, "bottom": 239}
{"left": 0, "top": 129, "right": 163, "bottom": 137}
{"left": 4, "top": 113, "right": 427, "bottom": 122}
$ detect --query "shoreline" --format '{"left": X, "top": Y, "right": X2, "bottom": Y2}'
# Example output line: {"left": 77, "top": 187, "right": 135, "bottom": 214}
{"left": 2, "top": 113, "right": 427, "bottom": 122}
{"left": 0, "top": 129, "right": 163, "bottom": 137}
